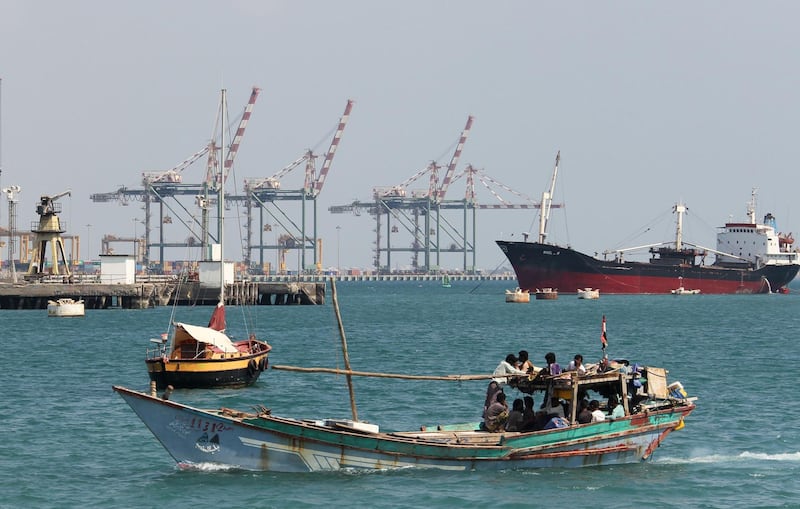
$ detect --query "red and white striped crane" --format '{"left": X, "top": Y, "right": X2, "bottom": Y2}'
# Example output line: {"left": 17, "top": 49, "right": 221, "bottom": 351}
{"left": 311, "top": 99, "right": 354, "bottom": 197}
{"left": 245, "top": 99, "right": 354, "bottom": 196}
{"left": 435, "top": 115, "right": 473, "bottom": 203}
{"left": 223, "top": 86, "right": 261, "bottom": 182}
{"left": 373, "top": 115, "right": 473, "bottom": 201}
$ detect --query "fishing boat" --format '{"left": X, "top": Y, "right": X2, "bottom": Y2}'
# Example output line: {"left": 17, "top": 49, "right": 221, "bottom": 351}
{"left": 442, "top": 274, "right": 452, "bottom": 288}
{"left": 47, "top": 298, "right": 85, "bottom": 317}
{"left": 497, "top": 155, "right": 800, "bottom": 294}
{"left": 505, "top": 287, "right": 530, "bottom": 303}
{"left": 115, "top": 284, "right": 695, "bottom": 472}
{"left": 577, "top": 288, "right": 600, "bottom": 300}
{"left": 534, "top": 288, "right": 558, "bottom": 300}
{"left": 144, "top": 89, "right": 270, "bottom": 389}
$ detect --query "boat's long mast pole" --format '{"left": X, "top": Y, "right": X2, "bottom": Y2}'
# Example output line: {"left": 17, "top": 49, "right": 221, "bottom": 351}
{"left": 330, "top": 277, "right": 358, "bottom": 421}
{"left": 219, "top": 89, "right": 226, "bottom": 303}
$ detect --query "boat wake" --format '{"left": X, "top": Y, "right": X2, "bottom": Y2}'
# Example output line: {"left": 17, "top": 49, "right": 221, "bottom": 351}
{"left": 656, "top": 450, "right": 800, "bottom": 465}
{"left": 177, "top": 461, "right": 242, "bottom": 472}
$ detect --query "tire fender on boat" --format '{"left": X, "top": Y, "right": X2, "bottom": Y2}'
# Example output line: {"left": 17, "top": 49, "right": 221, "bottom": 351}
{"left": 248, "top": 359, "right": 258, "bottom": 376}
{"left": 258, "top": 356, "right": 268, "bottom": 371}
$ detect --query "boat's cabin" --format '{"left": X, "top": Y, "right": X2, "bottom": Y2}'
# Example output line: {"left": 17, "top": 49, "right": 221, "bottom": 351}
{"left": 513, "top": 360, "right": 686, "bottom": 424}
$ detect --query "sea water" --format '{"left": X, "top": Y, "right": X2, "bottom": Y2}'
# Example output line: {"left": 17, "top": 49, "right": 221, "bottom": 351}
{"left": 2, "top": 280, "right": 799, "bottom": 508}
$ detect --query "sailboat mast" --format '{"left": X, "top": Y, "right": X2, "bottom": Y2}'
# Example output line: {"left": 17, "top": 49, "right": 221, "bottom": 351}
{"left": 218, "top": 89, "right": 227, "bottom": 303}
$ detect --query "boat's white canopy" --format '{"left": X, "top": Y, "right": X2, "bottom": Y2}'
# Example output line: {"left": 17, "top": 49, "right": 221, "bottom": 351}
{"left": 173, "top": 322, "right": 238, "bottom": 353}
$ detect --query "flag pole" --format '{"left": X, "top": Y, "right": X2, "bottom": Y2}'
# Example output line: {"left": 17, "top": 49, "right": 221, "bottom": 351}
{"left": 600, "top": 315, "right": 608, "bottom": 367}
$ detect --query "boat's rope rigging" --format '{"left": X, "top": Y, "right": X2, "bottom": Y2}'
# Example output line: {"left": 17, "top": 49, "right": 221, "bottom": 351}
{"left": 604, "top": 205, "right": 718, "bottom": 257}
{"left": 468, "top": 257, "right": 509, "bottom": 294}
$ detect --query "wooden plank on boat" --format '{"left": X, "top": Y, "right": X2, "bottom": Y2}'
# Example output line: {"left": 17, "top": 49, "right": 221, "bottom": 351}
{"left": 271, "top": 364, "right": 498, "bottom": 381}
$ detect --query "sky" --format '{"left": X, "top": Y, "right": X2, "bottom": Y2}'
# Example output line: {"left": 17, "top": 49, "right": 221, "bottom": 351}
{"left": 1, "top": 1, "right": 799, "bottom": 272}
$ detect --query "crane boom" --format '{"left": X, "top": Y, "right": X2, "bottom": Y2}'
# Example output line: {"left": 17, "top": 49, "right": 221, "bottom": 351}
{"left": 313, "top": 99, "right": 354, "bottom": 197}
{"left": 49, "top": 189, "right": 72, "bottom": 202}
{"left": 538, "top": 151, "right": 560, "bottom": 243}
{"left": 223, "top": 86, "right": 261, "bottom": 179}
{"left": 436, "top": 115, "right": 473, "bottom": 203}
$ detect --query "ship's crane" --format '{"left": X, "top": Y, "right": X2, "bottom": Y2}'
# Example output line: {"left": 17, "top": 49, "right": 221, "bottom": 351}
{"left": 538, "top": 151, "right": 560, "bottom": 244}
{"left": 27, "top": 189, "right": 73, "bottom": 277}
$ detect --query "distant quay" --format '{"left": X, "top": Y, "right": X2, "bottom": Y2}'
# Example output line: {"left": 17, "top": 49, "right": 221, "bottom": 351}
{"left": 258, "top": 272, "right": 517, "bottom": 283}
{"left": 0, "top": 272, "right": 518, "bottom": 310}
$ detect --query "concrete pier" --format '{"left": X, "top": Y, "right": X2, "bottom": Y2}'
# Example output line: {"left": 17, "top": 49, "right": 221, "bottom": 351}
{"left": 0, "top": 281, "right": 325, "bottom": 309}
{"left": 0, "top": 272, "right": 516, "bottom": 310}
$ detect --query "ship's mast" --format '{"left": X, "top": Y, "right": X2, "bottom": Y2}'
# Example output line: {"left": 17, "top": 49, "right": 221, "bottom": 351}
{"left": 674, "top": 202, "right": 686, "bottom": 250}
{"left": 747, "top": 187, "right": 757, "bottom": 224}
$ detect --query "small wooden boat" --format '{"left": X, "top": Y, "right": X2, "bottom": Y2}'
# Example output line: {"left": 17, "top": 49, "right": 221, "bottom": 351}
{"left": 144, "top": 89, "right": 270, "bottom": 389}
{"left": 47, "top": 298, "right": 85, "bottom": 317}
{"left": 505, "top": 287, "right": 530, "bottom": 303}
{"left": 577, "top": 288, "right": 600, "bottom": 299}
{"left": 116, "top": 284, "right": 696, "bottom": 473}
{"left": 534, "top": 288, "right": 558, "bottom": 300}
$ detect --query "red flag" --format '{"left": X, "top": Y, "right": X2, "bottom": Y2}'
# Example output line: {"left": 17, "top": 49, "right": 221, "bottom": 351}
{"left": 208, "top": 302, "right": 226, "bottom": 332}
{"left": 601, "top": 315, "right": 608, "bottom": 348}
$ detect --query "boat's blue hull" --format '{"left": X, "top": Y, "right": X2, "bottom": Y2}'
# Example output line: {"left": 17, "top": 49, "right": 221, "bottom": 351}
{"left": 114, "top": 386, "right": 693, "bottom": 472}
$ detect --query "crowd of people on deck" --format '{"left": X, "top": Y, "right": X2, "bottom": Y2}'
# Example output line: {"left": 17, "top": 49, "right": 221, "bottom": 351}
{"left": 481, "top": 350, "right": 626, "bottom": 433}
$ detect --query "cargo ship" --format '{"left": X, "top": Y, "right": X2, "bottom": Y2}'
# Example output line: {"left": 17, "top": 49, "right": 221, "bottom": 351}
{"left": 496, "top": 156, "right": 799, "bottom": 294}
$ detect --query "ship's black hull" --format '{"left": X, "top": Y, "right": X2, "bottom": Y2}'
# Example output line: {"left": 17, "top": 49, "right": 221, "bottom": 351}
{"left": 496, "top": 241, "right": 799, "bottom": 294}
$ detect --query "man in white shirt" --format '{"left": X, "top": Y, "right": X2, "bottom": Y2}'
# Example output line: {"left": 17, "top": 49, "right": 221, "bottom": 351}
{"left": 567, "top": 354, "right": 587, "bottom": 375}
{"left": 492, "top": 353, "right": 527, "bottom": 385}
{"left": 589, "top": 400, "right": 606, "bottom": 422}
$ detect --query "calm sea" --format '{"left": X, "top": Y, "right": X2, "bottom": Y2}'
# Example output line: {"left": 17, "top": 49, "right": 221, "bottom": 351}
{"left": 2, "top": 280, "right": 799, "bottom": 508}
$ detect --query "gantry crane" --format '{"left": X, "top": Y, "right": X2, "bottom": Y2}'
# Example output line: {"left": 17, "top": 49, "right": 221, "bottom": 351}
{"left": 352, "top": 116, "right": 474, "bottom": 273}
{"left": 26, "top": 189, "right": 72, "bottom": 278}
{"left": 331, "top": 144, "right": 562, "bottom": 273}
{"left": 242, "top": 99, "right": 354, "bottom": 274}
{"left": 90, "top": 87, "right": 261, "bottom": 271}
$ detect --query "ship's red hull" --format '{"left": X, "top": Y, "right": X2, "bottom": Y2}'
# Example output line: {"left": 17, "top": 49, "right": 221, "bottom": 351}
{"left": 496, "top": 241, "right": 799, "bottom": 294}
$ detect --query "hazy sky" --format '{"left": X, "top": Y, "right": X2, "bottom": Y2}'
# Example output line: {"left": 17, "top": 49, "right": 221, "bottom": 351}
{"left": 2, "top": 1, "right": 798, "bottom": 272}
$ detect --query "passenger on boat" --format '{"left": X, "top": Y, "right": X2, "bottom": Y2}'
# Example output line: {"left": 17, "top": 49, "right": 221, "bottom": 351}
{"left": 505, "top": 398, "right": 525, "bottom": 431}
{"left": 541, "top": 396, "right": 565, "bottom": 419}
{"left": 483, "top": 392, "right": 509, "bottom": 432}
{"left": 541, "top": 352, "right": 562, "bottom": 376}
{"left": 576, "top": 399, "right": 592, "bottom": 424}
{"left": 607, "top": 395, "right": 624, "bottom": 419}
{"left": 566, "top": 354, "right": 587, "bottom": 375}
{"left": 482, "top": 381, "right": 503, "bottom": 419}
{"left": 492, "top": 354, "right": 527, "bottom": 386}
{"left": 517, "top": 350, "right": 535, "bottom": 374}
{"left": 522, "top": 396, "right": 536, "bottom": 431}
{"left": 589, "top": 400, "right": 606, "bottom": 422}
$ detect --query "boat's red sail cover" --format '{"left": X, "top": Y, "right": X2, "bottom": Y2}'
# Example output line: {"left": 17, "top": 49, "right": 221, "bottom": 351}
{"left": 208, "top": 302, "right": 226, "bottom": 332}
